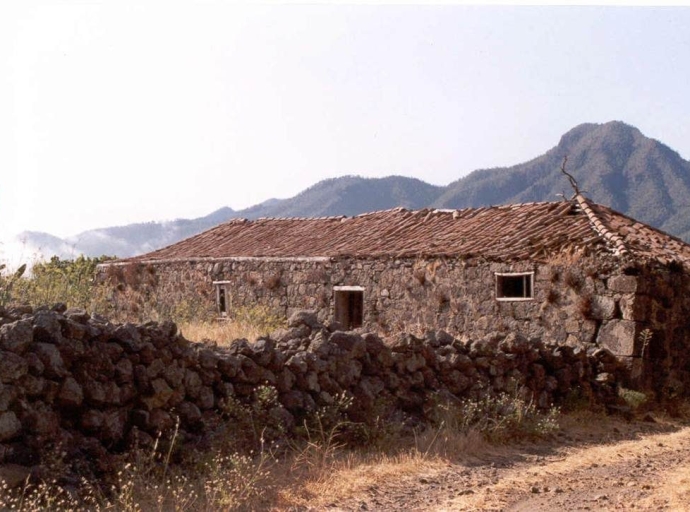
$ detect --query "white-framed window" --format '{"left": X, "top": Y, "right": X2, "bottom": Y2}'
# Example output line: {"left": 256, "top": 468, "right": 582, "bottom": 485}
{"left": 333, "top": 286, "right": 364, "bottom": 329}
{"left": 495, "top": 272, "right": 534, "bottom": 301}
{"left": 213, "top": 281, "right": 232, "bottom": 316}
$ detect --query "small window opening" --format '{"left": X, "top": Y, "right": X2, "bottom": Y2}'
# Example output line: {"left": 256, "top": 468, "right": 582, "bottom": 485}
{"left": 218, "top": 287, "right": 227, "bottom": 315}
{"left": 213, "top": 281, "right": 231, "bottom": 317}
{"left": 496, "top": 273, "right": 534, "bottom": 301}
{"left": 334, "top": 286, "right": 364, "bottom": 329}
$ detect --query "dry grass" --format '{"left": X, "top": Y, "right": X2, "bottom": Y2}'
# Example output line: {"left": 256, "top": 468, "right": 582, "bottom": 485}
{"left": 277, "top": 427, "right": 490, "bottom": 509}
{"left": 178, "top": 306, "right": 285, "bottom": 344}
{"left": 280, "top": 449, "right": 442, "bottom": 508}
{"left": 0, "top": 427, "right": 491, "bottom": 511}
{"left": 178, "top": 319, "right": 265, "bottom": 345}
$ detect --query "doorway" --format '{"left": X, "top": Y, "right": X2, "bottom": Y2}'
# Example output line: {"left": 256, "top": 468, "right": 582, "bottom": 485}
{"left": 333, "top": 286, "right": 364, "bottom": 329}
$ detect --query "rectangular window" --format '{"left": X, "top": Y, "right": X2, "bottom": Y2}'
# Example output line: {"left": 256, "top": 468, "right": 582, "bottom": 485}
{"left": 495, "top": 272, "right": 534, "bottom": 301}
{"left": 333, "top": 286, "right": 364, "bottom": 329}
{"left": 213, "top": 281, "right": 232, "bottom": 317}
{"left": 218, "top": 287, "right": 227, "bottom": 315}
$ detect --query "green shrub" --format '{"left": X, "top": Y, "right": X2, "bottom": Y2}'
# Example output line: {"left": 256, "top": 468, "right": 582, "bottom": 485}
{"left": 430, "top": 390, "right": 561, "bottom": 442}
{"left": 1, "top": 256, "right": 114, "bottom": 312}
{"left": 618, "top": 387, "right": 648, "bottom": 411}
{"left": 0, "top": 263, "right": 26, "bottom": 306}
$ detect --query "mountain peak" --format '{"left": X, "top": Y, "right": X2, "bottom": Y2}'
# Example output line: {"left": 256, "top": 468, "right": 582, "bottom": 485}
{"left": 556, "top": 121, "right": 643, "bottom": 154}
{"left": 435, "top": 121, "right": 690, "bottom": 239}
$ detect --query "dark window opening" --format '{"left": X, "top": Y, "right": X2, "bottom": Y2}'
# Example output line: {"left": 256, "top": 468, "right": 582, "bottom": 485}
{"left": 218, "top": 287, "right": 227, "bottom": 315}
{"left": 334, "top": 288, "right": 364, "bottom": 329}
{"left": 214, "top": 282, "right": 231, "bottom": 317}
{"left": 496, "top": 273, "right": 534, "bottom": 300}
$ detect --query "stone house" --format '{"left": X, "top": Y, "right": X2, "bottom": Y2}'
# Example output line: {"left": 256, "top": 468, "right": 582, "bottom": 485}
{"left": 101, "top": 195, "right": 690, "bottom": 392}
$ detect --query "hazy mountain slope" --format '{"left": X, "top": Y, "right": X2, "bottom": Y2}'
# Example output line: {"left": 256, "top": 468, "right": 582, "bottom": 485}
{"left": 237, "top": 176, "right": 444, "bottom": 219}
{"left": 435, "top": 121, "right": 690, "bottom": 239}
{"left": 14, "top": 206, "right": 237, "bottom": 259}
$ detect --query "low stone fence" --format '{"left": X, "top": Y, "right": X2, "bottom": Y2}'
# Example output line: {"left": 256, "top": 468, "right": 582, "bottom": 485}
{"left": 0, "top": 305, "right": 625, "bottom": 484}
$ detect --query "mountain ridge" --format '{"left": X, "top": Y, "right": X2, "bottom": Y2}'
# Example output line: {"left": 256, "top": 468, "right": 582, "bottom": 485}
{"left": 10, "top": 121, "right": 690, "bottom": 260}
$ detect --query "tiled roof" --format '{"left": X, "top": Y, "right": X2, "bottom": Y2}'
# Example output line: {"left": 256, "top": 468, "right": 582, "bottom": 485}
{"left": 124, "top": 197, "right": 690, "bottom": 266}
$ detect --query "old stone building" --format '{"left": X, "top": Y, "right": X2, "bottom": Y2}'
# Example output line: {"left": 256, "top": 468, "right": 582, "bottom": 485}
{"left": 101, "top": 195, "right": 690, "bottom": 391}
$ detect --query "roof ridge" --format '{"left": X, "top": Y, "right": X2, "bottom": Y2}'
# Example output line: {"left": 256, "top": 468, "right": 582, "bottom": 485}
{"left": 354, "top": 206, "right": 410, "bottom": 218}
{"left": 254, "top": 215, "right": 347, "bottom": 221}
{"left": 221, "top": 201, "right": 575, "bottom": 225}
{"left": 575, "top": 194, "right": 629, "bottom": 257}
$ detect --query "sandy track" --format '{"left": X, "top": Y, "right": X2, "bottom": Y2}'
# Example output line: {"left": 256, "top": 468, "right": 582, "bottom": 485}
{"left": 324, "top": 416, "right": 690, "bottom": 512}
{"left": 450, "top": 426, "right": 690, "bottom": 511}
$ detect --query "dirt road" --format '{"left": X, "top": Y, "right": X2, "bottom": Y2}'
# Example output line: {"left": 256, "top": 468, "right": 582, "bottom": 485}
{"left": 326, "top": 415, "right": 690, "bottom": 511}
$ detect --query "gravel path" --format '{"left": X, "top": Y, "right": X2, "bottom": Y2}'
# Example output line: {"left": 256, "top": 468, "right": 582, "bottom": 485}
{"left": 324, "top": 416, "right": 690, "bottom": 511}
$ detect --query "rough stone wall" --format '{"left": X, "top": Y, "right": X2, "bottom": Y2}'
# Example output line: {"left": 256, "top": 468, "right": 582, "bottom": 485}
{"left": 105, "top": 255, "right": 644, "bottom": 350}
{"left": 0, "top": 306, "right": 625, "bottom": 484}
{"left": 633, "top": 265, "right": 690, "bottom": 396}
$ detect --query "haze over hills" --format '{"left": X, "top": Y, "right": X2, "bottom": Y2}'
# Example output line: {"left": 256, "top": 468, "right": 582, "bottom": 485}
{"left": 7, "top": 207, "right": 237, "bottom": 262}
{"left": 9, "top": 121, "right": 690, "bottom": 260}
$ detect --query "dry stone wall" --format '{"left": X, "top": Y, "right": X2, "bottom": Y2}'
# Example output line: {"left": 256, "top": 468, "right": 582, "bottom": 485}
{"left": 0, "top": 304, "right": 627, "bottom": 485}
{"left": 632, "top": 265, "right": 690, "bottom": 395}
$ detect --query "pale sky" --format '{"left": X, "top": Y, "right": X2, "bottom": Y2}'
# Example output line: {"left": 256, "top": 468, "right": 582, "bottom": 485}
{"left": 2, "top": 2, "right": 690, "bottom": 241}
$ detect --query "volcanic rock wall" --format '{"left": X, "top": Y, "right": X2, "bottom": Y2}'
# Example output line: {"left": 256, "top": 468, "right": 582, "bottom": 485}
{"left": 0, "top": 305, "right": 625, "bottom": 483}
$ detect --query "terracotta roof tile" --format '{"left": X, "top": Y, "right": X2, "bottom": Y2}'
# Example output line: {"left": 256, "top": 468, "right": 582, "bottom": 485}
{"left": 124, "top": 199, "right": 690, "bottom": 266}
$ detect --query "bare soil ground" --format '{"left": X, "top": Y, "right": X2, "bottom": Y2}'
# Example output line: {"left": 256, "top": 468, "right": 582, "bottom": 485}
{"left": 288, "top": 412, "right": 690, "bottom": 512}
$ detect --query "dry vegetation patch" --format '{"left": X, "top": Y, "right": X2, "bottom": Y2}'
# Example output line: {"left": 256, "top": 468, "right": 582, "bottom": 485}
{"left": 277, "top": 429, "right": 490, "bottom": 509}
{"left": 178, "top": 307, "right": 285, "bottom": 345}
{"left": 178, "top": 320, "right": 265, "bottom": 345}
